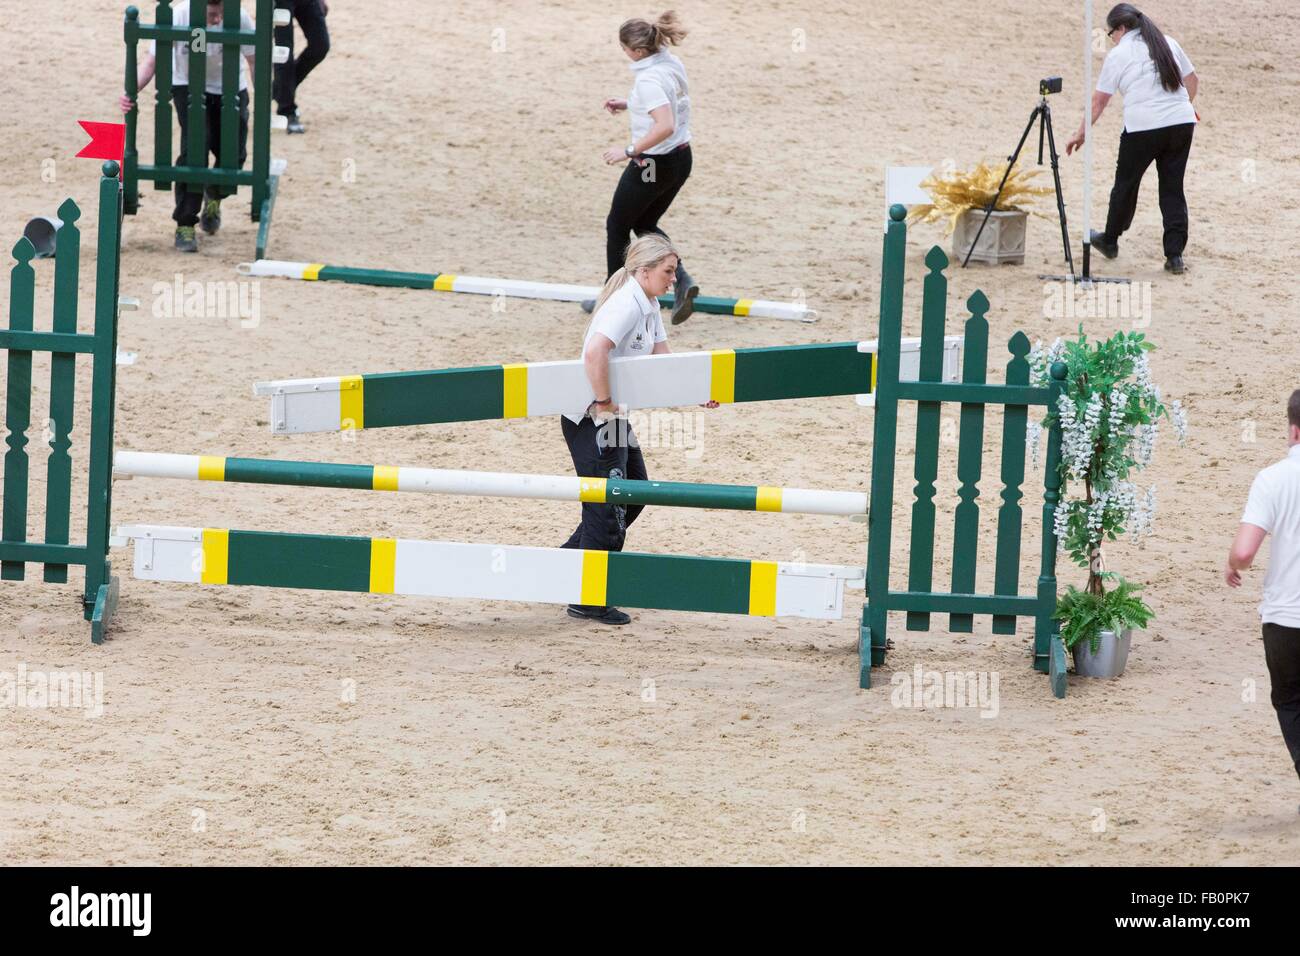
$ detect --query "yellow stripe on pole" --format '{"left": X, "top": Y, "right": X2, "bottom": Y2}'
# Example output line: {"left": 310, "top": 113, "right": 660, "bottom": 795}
{"left": 339, "top": 375, "right": 364, "bottom": 431}
{"left": 372, "top": 465, "right": 400, "bottom": 491}
{"left": 303, "top": 263, "right": 324, "bottom": 280}
{"left": 433, "top": 274, "right": 457, "bottom": 291}
{"left": 580, "top": 550, "right": 608, "bottom": 606}
{"left": 710, "top": 349, "right": 736, "bottom": 404}
{"left": 502, "top": 364, "right": 528, "bottom": 418}
{"left": 200, "top": 528, "right": 230, "bottom": 585}
{"left": 755, "top": 486, "right": 783, "bottom": 512}
{"left": 733, "top": 299, "right": 754, "bottom": 316}
{"left": 579, "top": 477, "right": 608, "bottom": 503}
{"left": 369, "top": 538, "right": 397, "bottom": 593}
{"left": 748, "top": 561, "right": 777, "bottom": 616}
{"left": 870, "top": 351, "right": 877, "bottom": 393}
{"left": 197, "top": 456, "right": 227, "bottom": 482}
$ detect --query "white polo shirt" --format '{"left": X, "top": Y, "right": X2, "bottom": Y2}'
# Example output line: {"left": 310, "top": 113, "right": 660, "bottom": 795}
{"left": 1241, "top": 444, "right": 1300, "bottom": 628}
{"left": 563, "top": 278, "right": 667, "bottom": 423}
{"left": 150, "top": 6, "right": 256, "bottom": 94}
{"left": 628, "top": 48, "right": 692, "bottom": 155}
{"left": 1096, "top": 31, "right": 1197, "bottom": 133}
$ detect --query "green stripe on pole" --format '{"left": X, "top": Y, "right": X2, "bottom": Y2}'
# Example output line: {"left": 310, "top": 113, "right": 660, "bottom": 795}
{"left": 317, "top": 265, "right": 440, "bottom": 289}
{"left": 606, "top": 479, "right": 759, "bottom": 510}
{"left": 734, "top": 342, "right": 870, "bottom": 402}
{"left": 223, "top": 457, "right": 376, "bottom": 490}
{"left": 362, "top": 365, "right": 505, "bottom": 427}
{"left": 655, "top": 294, "right": 745, "bottom": 317}
{"left": 607, "top": 552, "right": 751, "bottom": 614}
{"left": 227, "top": 530, "right": 371, "bottom": 591}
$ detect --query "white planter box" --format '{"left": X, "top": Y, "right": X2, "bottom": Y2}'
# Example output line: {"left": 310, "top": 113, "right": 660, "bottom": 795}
{"left": 952, "top": 209, "right": 1028, "bottom": 265}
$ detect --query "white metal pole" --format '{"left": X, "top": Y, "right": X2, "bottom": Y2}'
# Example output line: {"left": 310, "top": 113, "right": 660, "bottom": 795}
{"left": 1082, "top": 0, "right": 1094, "bottom": 278}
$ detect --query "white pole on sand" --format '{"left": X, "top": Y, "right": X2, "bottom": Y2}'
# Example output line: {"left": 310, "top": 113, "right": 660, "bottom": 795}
{"left": 1082, "top": 0, "right": 1094, "bottom": 280}
{"left": 1080, "top": 1, "right": 1131, "bottom": 286}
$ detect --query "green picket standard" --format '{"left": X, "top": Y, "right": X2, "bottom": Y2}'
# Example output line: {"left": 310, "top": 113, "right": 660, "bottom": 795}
{"left": 0, "top": 164, "right": 125, "bottom": 642}
{"left": 123, "top": 0, "right": 280, "bottom": 257}
{"left": 862, "top": 205, "right": 1068, "bottom": 698}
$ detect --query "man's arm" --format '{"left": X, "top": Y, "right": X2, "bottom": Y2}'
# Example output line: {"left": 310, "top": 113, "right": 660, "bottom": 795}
{"left": 119, "top": 52, "right": 158, "bottom": 113}
{"left": 1225, "top": 523, "right": 1268, "bottom": 587}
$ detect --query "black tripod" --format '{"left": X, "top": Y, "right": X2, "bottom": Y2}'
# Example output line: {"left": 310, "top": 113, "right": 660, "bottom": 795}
{"left": 962, "top": 96, "right": 1073, "bottom": 276}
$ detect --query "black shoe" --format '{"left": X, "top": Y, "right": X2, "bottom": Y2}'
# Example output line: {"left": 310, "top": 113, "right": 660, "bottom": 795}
{"left": 1164, "top": 255, "right": 1185, "bottom": 275}
{"left": 670, "top": 260, "right": 698, "bottom": 325}
{"left": 199, "top": 198, "right": 222, "bottom": 235}
{"left": 566, "top": 604, "right": 632, "bottom": 625}
{"left": 579, "top": 299, "right": 596, "bottom": 314}
{"left": 174, "top": 226, "right": 198, "bottom": 253}
{"left": 285, "top": 111, "right": 305, "bottom": 134}
{"left": 1089, "top": 230, "right": 1118, "bottom": 260}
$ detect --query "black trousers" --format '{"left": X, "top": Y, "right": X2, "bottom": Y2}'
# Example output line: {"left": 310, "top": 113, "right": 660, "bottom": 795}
{"left": 605, "top": 144, "right": 692, "bottom": 277}
{"left": 171, "top": 87, "right": 249, "bottom": 226}
{"left": 1102, "top": 122, "right": 1194, "bottom": 258}
{"left": 560, "top": 415, "right": 647, "bottom": 553}
{"left": 1263, "top": 623, "right": 1300, "bottom": 784}
{"left": 274, "top": 0, "right": 331, "bottom": 116}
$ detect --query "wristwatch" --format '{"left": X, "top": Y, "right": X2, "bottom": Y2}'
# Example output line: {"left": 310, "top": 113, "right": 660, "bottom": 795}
{"left": 624, "top": 145, "right": 637, "bottom": 158}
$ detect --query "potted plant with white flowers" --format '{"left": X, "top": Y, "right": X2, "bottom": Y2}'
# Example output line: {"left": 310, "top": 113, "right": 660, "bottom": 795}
{"left": 1029, "top": 328, "right": 1188, "bottom": 679}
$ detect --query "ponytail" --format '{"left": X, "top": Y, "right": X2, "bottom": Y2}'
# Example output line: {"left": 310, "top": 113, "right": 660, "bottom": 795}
{"left": 1106, "top": 4, "right": 1183, "bottom": 93}
{"left": 618, "top": 11, "right": 688, "bottom": 55}
{"left": 592, "top": 234, "right": 679, "bottom": 315}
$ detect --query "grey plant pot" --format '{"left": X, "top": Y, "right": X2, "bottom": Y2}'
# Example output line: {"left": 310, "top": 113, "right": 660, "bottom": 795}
{"left": 1071, "top": 628, "right": 1132, "bottom": 679}
{"left": 951, "top": 209, "right": 1027, "bottom": 265}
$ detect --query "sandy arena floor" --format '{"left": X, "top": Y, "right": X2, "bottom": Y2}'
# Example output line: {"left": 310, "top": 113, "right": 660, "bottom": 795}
{"left": 1, "top": 0, "right": 1298, "bottom": 864}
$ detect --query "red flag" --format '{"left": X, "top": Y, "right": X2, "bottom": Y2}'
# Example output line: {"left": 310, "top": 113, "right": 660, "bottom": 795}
{"left": 75, "top": 120, "right": 126, "bottom": 167}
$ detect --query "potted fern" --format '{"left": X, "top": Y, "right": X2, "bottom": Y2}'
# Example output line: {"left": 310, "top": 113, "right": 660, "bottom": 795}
{"left": 1029, "top": 328, "right": 1187, "bottom": 678}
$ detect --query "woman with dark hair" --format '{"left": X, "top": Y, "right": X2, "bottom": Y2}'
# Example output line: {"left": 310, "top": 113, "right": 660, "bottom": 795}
{"left": 1065, "top": 4, "right": 1199, "bottom": 274}
{"left": 584, "top": 11, "right": 699, "bottom": 324}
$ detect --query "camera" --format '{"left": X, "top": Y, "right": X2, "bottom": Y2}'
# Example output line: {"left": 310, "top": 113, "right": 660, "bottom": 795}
{"left": 1039, "top": 76, "right": 1063, "bottom": 96}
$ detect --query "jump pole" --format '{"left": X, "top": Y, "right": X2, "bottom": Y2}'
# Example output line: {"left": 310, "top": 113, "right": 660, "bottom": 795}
{"left": 237, "top": 259, "right": 818, "bottom": 323}
{"left": 113, "top": 451, "right": 869, "bottom": 517}
{"left": 253, "top": 337, "right": 963, "bottom": 434}
{"left": 1078, "top": 0, "right": 1129, "bottom": 285}
{"left": 119, "top": 525, "right": 864, "bottom": 621}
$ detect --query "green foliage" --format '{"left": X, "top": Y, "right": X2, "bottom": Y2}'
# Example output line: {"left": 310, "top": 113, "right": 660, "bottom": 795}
{"left": 1029, "top": 326, "right": 1185, "bottom": 654}
{"left": 1054, "top": 575, "right": 1155, "bottom": 654}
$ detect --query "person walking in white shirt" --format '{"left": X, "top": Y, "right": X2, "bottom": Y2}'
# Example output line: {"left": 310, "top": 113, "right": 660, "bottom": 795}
{"left": 1226, "top": 390, "right": 1300, "bottom": 803}
{"left": 586, "top": 12, "right": 699, "bottom": 325}
{"left": 1064, "top": 4, "right": 1199, "bottom": 274}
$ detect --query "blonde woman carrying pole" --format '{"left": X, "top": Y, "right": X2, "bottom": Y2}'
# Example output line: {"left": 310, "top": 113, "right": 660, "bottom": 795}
{"left": 560, "top": 235, "right": 718, "bottom": 625}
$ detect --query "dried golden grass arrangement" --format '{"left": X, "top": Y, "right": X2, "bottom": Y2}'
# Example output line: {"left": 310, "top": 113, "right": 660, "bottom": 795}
{"left": 908, "top": 161, "right": 1053, "bottom": 235}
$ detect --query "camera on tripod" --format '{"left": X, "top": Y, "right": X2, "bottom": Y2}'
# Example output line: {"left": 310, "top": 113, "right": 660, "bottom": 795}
{"left": 963, "top": 79, "right": 1072, "bottom": 273}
